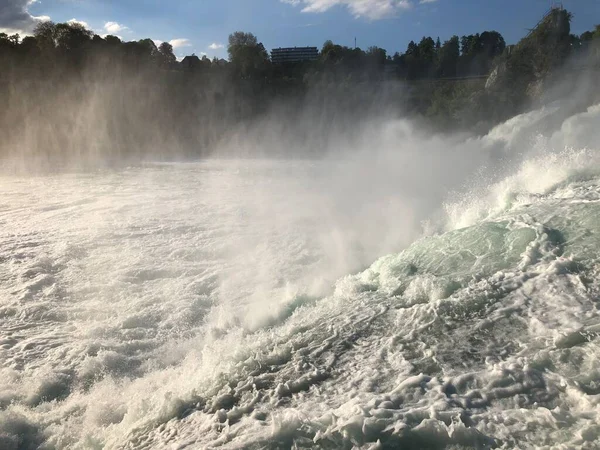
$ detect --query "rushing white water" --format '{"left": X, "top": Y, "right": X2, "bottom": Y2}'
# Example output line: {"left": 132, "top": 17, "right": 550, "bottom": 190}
{"left": 1, "top": 105, "right": 600, "bottom": 449}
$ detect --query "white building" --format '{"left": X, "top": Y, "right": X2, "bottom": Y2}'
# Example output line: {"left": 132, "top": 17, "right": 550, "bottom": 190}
{"left": 271, "top": 47, "right": 319, "bottom": 64}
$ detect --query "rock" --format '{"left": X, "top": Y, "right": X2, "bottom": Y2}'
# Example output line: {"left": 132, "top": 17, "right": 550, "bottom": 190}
{"left": 485, "top": 62, "right": 506, "bottom": 90}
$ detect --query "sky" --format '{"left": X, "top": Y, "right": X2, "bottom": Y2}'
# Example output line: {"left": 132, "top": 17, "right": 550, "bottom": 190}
{"left": 1, "top": 0, "right": 599, "bottom": 59}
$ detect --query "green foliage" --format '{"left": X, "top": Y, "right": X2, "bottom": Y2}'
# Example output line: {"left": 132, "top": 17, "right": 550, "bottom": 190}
{"left": 0, "top": 33, "right": 20, "bottom": 48}
{"left": 457, "top": 31, "right": 505, "bottom": 75}
{"left": 33, "top": 21, "right": 57, "bottom": 50}
{"left": 227, "top": 31, "right": 270, "bottom": 79}
{"left": 321, "top": 40, "right": 365, "bottom": 68}
{"left": 436, "top": 36, "right": 459, "bottom": 77}
{"left": 228, "top": 31, "right": 258, "bottom": 52}
{"left": 391, "top": 30, "right": 505, "bottom": 80}
{"left": 366, "top": 46, "right": 387, "bottom": 66}
{"left": 105, "top": 35, "right": 122, "bottom": 46}
{"left": 579, "top": 25, "right": 600, "bottom": 57}
{"left": 158, "top": 42, "right": 177, "bottom": 68}
{"left": 54, "top": 23, "right": 93, "bottom": 51}
{"left": 418, "top": 37, "right": 436, "bottom": 62}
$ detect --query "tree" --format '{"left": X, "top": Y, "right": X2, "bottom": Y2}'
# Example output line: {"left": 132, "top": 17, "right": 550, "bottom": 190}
{"left": 458, "top": 31, "right": 505, "bottom": 75}
{"left": 405, "top": 40, "right": 419, "bottom": 57}
{"left": 570, "top": 34, "right": 582, "bottom": 51}
{"left": 227, "top": 31, "right": 258, "bottom": 61}
{"left": 158, "top": 42, "right": 176, "bottom": 68}
{"left": 479, "top": 31, "right": 506, "bottom": 58}
{"left": 321, "top": 40, "right": 342, "bottom": 63}
{"left": 399, "top": 41, "right": 419, "bottom": 79}
{"left": 227, "top": 31, "right": 269, "bottom": 78}
{"left": 526, "top": 8, "right": 572, "bottom": 73}
{"left": 0, "top": 33, "right": 13, "bottom": 50}
{"left": 105, "top": 35, "right": 122, "bottom": 46}
{"left": 418, "top": 37, "right": 436, "bottom": 60}
{"left": 320, "top": 40, "right": 367, "bottom": 74}
{"left": 8, "top": 34, "right": 19, "bottom": 46}
{"left": 33, "top": 21, "right": 57, "bottom": 51}
{"left": 460, "top": 34, "right": 480, "bottom": 58}
{"left": 437, "top": 35, "right": 460, "bottom": 77}
{"left": 581, "top": 26, "right": 600, "bottom": 55}
{"left": 138, "top": 39, "right": 159, "bottom": 58}
{"left": 201, "top": 55, "right": 212, "bottom": 69}
{"left": 54, "top": 23, "right": 93, "bottom": 52}
{"left": 366, "top": 46, "right": 387, "bottom": 66}
{"left": 20, "top": 36, "right": 39, "bottom": 54}
{"left": 91, "top": 34, "right": 104, "bottom": 45}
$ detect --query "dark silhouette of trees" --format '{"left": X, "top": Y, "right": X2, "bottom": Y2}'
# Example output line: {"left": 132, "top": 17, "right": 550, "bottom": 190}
{"left": 54, "top": 23, "right": 93, "bottom": 51}
{"left": 0, "top": 33, "right": 19, "bottom": 48}
{"left": 388, "top": 31, "right": 505, "bottom": 79}
{"left": 33, "top": 21, "right": 58, "bottom": 50}
{"left": 366, "top": 46, "right": 386, "bottom": 66}
{"left": 158, "top": 42, "right": 176, "bottom": 68}
{"left": 105, "top": 35, "right": 122, "bottom": 46}
{"left": 436, "top": 36, "right": 460, "bottom": 77}
{"left": 1, "top": 12, "right": 595, "bottom": 87}
{"left": 320, "top": 40, "right": 365, "bottom": 73}
{"left": 456, "top": 32, "right": 505, "bottom": 75}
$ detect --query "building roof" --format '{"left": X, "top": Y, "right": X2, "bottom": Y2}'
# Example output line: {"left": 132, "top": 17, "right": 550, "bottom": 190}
{"left": 271, "top": 46, "right": 318, "bottom": 52}
{"left": 181, "top": 55, "right": 201, "bottom": 63}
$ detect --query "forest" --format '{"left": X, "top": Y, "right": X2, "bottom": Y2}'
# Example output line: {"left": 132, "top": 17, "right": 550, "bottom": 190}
{"left": 0, "top": 7, "right": 599, "bottom": 165}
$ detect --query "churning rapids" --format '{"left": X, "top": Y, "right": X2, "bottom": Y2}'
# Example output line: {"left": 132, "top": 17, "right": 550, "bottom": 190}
{"left": 2, "top": 104, "right": 600, "bottom": 449}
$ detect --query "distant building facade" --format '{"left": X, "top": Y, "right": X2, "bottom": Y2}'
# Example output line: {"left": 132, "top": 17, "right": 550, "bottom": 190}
{"left": 271, "top": 47, "right": 319, "bottom": 64}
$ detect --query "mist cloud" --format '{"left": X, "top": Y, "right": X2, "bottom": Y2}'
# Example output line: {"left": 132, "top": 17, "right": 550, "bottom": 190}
{"left": 0, "top": 0, "right": 49, "bottom": 33}
{"left": 282, "top": 0, "right": 412, "bottom": 20}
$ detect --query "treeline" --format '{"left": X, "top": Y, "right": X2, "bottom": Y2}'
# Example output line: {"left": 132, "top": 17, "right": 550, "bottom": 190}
{"left": 0, "top": 25, "right": 507, "bottom": 80}
{"left": 1, "top": 9, "right": 600, "bottom": 167}
{"left": 317, "top": 32, "right": 505, "bottom": 79}
{"left": 0, "top": 22, "right": 223, "bottom": 74}
{"left": 1, "top": 15, "right": 594, "bottom": 83}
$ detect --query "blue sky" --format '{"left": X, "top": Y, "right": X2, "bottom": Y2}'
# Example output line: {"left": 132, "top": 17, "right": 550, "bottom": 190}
{"left": 2, "top": 0, "right": 599, "bottom": 58}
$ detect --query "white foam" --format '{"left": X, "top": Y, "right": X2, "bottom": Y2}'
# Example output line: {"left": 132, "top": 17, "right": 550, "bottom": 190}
{"left": 1, "top": 102, "right": 600, "bottom": 448}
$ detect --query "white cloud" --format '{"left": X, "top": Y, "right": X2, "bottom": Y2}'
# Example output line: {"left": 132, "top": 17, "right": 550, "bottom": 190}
{"left": 169, "top": 38, "right": 191, "bottom": 48}
{"left": 282, "top": 0, "right": 412, "bottom": 20}
{"left": 104, "top": 21, "right": 128, "bottom": 34}
{"left": 67, "top": 18, "right": 90, "bottom": 29}
{"left": 208, "top": 42, "right": 224, "bottom": 50}
{"left": 419, "top": 0, "right": 437, "bottom": 3}
{"left": 0, "top": 0, "right": 51, "bottom": 34}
